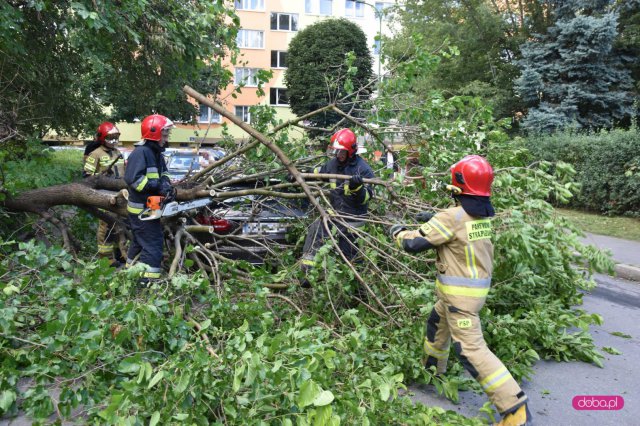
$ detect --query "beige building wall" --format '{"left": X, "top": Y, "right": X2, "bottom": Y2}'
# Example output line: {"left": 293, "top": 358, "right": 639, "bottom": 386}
{"left": 109, "top": 1, "right": 399, "bottom": 147}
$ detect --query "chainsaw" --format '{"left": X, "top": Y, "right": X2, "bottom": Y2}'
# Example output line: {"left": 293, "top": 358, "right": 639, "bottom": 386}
{"left": 139, "top": 195, "right": 213, "bottom": 221}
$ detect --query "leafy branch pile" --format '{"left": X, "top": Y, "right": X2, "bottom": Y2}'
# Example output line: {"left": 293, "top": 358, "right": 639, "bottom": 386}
{"left": 0, "top": 131, "right": 613, "bottom": 425}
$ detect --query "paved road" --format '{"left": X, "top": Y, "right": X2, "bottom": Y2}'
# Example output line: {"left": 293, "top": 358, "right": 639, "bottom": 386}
{"left": 582, "top": 233, "right": 640, "bottom": 268}
{"left": 410, "top": 273, "right": 640, "bottom": 425}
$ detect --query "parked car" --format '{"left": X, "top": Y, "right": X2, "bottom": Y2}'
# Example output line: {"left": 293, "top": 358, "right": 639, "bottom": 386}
{"left": 191, "top": 180, "right": 310, "bottom": 264}
{"left": 166, "top": 152, "right": 204, "bottom": 182}
{"left": 165, "top": 149, "right": 227, "bottom": 182}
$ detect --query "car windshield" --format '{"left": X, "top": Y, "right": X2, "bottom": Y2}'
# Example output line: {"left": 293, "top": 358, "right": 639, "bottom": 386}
{"left": 169, "top": 154, "right": 201, "bottom": 170}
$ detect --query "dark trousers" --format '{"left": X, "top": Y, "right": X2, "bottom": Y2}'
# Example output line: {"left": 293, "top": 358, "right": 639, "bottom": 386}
{"left": 126, "top": 213, "right": 164, "bottom": 270}
{"left": 301, "top": 218, "right": 364, "bottom": 269}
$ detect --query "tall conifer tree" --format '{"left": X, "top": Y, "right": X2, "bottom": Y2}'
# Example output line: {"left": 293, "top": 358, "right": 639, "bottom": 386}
{"left": 515, "top": 0, "right": 633, "bottom": 133}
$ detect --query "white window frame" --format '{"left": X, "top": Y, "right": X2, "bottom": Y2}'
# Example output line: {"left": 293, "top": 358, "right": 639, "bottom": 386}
{"left": 270, "top": 12, "right": 299, "bottom": 31}
{"left": 375, "top": 2, "right": 392, "bottom": 19}
{"left": 305, "top": 0, "right": 333, "bottom": 15}
{"left": 345, "top": 0, "right": 365, "bottom": 17}
{"left": 269, "top": 88, "right": 289, "bottom": 106}
{"left": 271, "top": 50, "right": 287, "bottom": 69}
{"left": 198, "top": 105, "right": 222, "bottom": 124}
{"left": 237, "top": 29, "right": 264, "bottom": 49}
{"left": 234, "top": 67, "right": 262, "bottom": 87}
{"left": 235, "top": 106, "right": 251, "bottom": 123}
{"left": 235, "top": 0, "right": 264, "bottom": 11}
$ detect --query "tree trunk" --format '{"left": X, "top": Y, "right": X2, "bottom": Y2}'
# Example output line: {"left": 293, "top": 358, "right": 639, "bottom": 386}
{"left": 3, "top": 176, "right": 129, "bottom": 216}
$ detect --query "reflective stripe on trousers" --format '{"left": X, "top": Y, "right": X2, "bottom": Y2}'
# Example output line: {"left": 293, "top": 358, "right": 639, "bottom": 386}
{"left": 126, "top": 213, "right": 164, "bottom": 272}
{"left": 423, "top": 299, "right": 527, "bottom": 414}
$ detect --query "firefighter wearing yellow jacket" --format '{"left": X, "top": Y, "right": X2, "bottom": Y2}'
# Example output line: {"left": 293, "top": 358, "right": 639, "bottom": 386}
{"left": 390, "top": 155, "right": 532, "bottom": 426}
{"left": 83, "top": 122, "right": 125, "bottom": 266}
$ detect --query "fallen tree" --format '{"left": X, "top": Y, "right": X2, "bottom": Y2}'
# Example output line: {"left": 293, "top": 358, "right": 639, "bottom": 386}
{"left": 0, "top": 78, "right": 615, "bottom": 425}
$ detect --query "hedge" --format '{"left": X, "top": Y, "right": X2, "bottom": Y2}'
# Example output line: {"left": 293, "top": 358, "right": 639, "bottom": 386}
{"left": 525, "top": 128, "right": 640, "bottom": 216}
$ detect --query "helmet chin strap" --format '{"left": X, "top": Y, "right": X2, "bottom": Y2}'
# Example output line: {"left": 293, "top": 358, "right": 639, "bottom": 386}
{"left": 446, "top": 184, "right": 462, "bottom": 195}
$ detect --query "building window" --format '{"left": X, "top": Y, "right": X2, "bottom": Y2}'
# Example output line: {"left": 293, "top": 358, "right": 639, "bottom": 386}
{"left": 269, "top": 88, "right": 289, "bottom": 106}
{"left": 234, "top": 68, "right": 262, "bottom": 87}
{"left": 237, "top": 29, "right": 264, "bottom": 48}
{"left": 305, "top": 0, "right": 333, "bottom": 15}
{"left": 235, "top": 0, "right": 264, "bottom": 11}
{"left": 345, "top": 0, "right": 364, "bottom": 17}
{"left": 235, "top": 106, "right": 251, "bottom": 123}
{"left": 270, "top": 12, "right": 298, "bottom": 31}
{"left": 271, "top": 50, "right": 288, "bottom": 68}
{"left": 375, "top": 2, "right": 392, "bottom": 18}
{"left": 199, "top": 105, "right": 222, "bottom": 123}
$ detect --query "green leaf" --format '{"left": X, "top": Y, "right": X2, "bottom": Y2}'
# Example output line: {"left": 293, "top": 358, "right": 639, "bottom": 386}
{"left": 149, "top": 411, "right": 161, "bottom": 426}
{"left": 98, "top": 393, "right": 124, "bottom": 420}
{"left": 148, "top": 371, "right": 165, "bottom": 389}
{"left": 117, "top": 358, "right": 141, "bottom": 374}
{"left": 313, "top": 390, "right": 334, "bottom": 407}
{"left": 199, "top": 319, "right": 211, "bottom": 331}
{"left": 297, "top": 380, "right": 322, "bottom": 408}
{"left": 233, "top": 363, "right": 245, "bottom": 393}
{"left": 145, "top": 362, "right": 153, "bottom": 381}
{"left": 0, "top": 390, "right": 16, "bottom": 412}
{"left": 313, "top": 405, "right": 332, "bottom": 426}
{"left": 602, "top": 346, "right": 622, "bottom": 355}
{"left": 378, "top": 383, "right": 390, "bottom": 401}
{"left": 610, "top": 331, "right": 632, "bottom": 339}
{"left": 79, "top": 329, "right": 102, "bottom": 340}
{"left": 175, "top": 373, "right": 191, "bottom": 394}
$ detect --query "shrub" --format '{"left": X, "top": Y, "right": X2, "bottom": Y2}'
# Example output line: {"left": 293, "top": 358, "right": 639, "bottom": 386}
{"left": 525, "top": 129, "right": 640, "bottom": 216}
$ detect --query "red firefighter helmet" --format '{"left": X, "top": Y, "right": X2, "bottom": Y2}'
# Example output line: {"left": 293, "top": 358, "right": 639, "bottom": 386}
{"left": 96, "top": 122, "right": 120, "bottom": 144}
{"left": 450, "top": 155, "right": 494, "bottom": 196}
{"left": 141, "top": 114, "right": 174, "bottom": 142}
{"left": 330, "top": 128, "right": 357, "bottom": 157}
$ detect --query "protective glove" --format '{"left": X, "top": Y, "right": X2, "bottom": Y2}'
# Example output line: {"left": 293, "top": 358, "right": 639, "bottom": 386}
{"left": 159, "top": 180, "right": 173, "bottom": 197}
{"left": 416, "top": 211, "right": 435, "bottom": 223}
{"left": 286, "top": 173, "right": 296, "bottom": 183}
{"left": 161, "top": 186, "right": 176, "bottom": 207}
{"left": 147, "top": 179, "right": 160, "bottom": 193}
{"left": 349, "top": 174, "right": 364, "bottom": 191}
{"left": 389, "top": 224, "right": 407, "bottom": 238}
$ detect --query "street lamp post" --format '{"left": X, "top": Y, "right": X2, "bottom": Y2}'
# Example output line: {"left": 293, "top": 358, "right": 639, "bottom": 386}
{"left": 356, "top": 0, "right": 385, "bottom": 82}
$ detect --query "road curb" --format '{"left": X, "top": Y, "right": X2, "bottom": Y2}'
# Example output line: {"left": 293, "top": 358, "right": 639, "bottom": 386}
{"left": 614, "top": 263, "right": 640, "bottom": 282}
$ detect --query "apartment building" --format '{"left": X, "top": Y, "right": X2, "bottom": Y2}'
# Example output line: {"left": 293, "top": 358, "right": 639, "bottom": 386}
{"left": 77, "top": 1, "right": 397, "bottom": 147}
{"left": 45, "top": 1, "right": 397, "bottom": 148}
{"left": 179, "top": 0, "right": 396, "bottom": 145}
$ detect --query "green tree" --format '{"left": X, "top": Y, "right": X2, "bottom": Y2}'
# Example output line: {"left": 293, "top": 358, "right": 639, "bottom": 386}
{"left": 515, "top": 0, "right": 634, "bottom": 133}
{"left": 614, "top": 0, "right": 640, "bottom": 101}
{"left": 0, "top": 0, "right": 238, "bottom": 143}
{"left": 285, "top": 18, "right": 372, "bottom": 133}
{"left": 386, "top": 0, "right": 556, "bottom": 123}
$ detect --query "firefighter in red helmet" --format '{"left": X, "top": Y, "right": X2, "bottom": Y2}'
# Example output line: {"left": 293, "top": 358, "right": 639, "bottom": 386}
{"left": 390, "top": 155, "right": 532, "bottom": 426}
{"left": 124, "top": 114, "right": 175, "bottom": 283}
{"left": 300, "top": 128, "right": 375, "bottom": 287}
{"left": 83, "top": 122, "right": 125, "bottom": 266}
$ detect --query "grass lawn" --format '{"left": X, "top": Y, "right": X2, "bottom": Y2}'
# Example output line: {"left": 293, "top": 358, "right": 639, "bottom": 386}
{"left": 556, "top": 208, "right": 640, "bottom": 242}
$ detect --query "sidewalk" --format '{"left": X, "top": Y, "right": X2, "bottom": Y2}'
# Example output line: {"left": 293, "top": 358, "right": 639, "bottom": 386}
{"left": 581, "top": 233, "right": 640, "bottom": 282}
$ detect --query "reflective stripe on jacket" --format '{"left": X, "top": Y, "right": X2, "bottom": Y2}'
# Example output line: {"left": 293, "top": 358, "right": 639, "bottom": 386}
{"left": 124, "top": 141, "right": 170, "bottom": 213}
{"left": 397, "top": 205, "right": 494, "bottom": 312}
{"left": 316, "top": 155, "right": 375, "bottom": 216}
{"left": 83, "top": 145, "right": 124, "bottom": 178}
